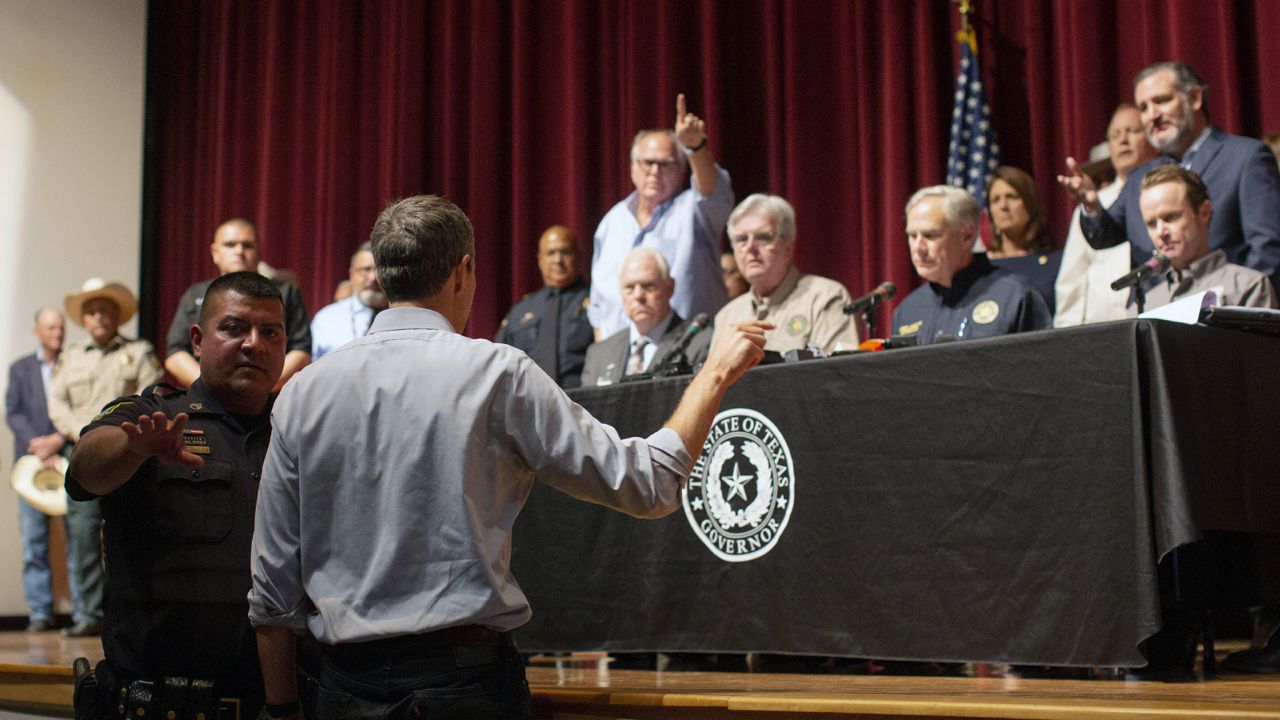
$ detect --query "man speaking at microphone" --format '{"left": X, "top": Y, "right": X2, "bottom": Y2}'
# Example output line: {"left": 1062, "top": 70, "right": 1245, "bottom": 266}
{"left": 714, "top": 194, "right": 859, "bottom": 353}
{"left": 1139, "top": 166, "right": 1276, "bottom": 309}
{"left": 581, "top": 248, "right": 711, "bottom": 386}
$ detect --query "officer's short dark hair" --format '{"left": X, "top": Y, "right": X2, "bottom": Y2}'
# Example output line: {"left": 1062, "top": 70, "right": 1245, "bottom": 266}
{"left": 198, "top": 271, "right": 284, "bottom": 325}
{"left": 371, "top": 195, "right": 474, "bottom": 302}
{"left": 1141, "top": 165, "right": 1212, "bottom": 213}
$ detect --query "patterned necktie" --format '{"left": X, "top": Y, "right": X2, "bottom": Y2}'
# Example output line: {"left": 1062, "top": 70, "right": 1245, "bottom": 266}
{"left": 625, "top": 337, "right": 649, "bottom": 375}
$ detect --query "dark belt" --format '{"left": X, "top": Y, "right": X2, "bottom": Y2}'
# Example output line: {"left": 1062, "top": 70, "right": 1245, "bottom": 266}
{"left": 325, "top": 625, "right": 512, "bottom": 658}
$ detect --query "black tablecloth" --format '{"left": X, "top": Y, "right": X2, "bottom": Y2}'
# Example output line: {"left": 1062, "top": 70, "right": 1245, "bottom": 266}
{"left": 510, "top": 320, "right": 1280, "bottom": 666}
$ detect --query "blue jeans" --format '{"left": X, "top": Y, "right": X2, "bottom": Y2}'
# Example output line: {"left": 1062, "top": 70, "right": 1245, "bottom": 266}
{"left": 308, "top": 639, "right": 530, "bottom": 720}
{"left": 17, "top": 497, "right": 59, "bottom": 621}
{"left": 65, "top": 492, "right": 104, "bottom": 624}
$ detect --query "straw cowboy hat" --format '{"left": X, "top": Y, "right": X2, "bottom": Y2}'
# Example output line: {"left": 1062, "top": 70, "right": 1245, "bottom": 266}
{"left": 10, "top": 455, "right": 69, "bottom": 516}
{"left": 64, "top": 278, "right": 138, "bottom": 326}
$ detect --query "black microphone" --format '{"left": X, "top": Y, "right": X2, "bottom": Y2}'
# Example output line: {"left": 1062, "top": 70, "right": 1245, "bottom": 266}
{"left": 1110, "top": 254, "right": 1171, "bottom": 291}
{"left": 843, "top": 281, "right": 897, "bottom": 315}
{"left": 650, "top": 313, "right": 711, "bottom": 377}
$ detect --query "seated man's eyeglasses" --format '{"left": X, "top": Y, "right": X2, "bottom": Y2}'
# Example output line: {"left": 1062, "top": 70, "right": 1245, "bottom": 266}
{"left": 730, "top": 231, "right": 781, "bottom": 250}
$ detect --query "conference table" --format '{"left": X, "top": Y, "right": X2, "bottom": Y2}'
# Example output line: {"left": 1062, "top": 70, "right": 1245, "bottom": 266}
{"left": 510, "top": 319, "right": 1280, "bottom": 667}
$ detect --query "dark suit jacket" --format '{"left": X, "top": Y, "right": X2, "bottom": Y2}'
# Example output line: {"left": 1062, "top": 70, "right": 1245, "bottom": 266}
{"left": 5, "top": 353, "right": 57, "bottom": 459}
{"left": 580, "top": 314, "right": 712, "bottom": 387}
{"left": 1082, "top": 126, "right": 1280, "bottom": 286}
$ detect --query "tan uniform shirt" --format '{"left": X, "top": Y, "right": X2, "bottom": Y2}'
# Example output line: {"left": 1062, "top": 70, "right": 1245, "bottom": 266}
{"left": 1145, "top": 249, "right": 1279, "bottom": 311}
{"left": 714, "top": 265, "right": 860, "bottom": 354}
{"left": 49, "top": 335, "right": 164, "bottom": 442}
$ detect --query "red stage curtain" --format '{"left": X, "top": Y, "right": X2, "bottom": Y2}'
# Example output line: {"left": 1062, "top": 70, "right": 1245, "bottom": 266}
{"left": 144, "top": 0, "right": 1280, "bottom": 343}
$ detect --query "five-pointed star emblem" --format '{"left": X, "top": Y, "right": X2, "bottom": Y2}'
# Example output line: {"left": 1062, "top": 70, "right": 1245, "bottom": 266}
{"left": 721, "top": 462, "right": 752, "bottom": 501}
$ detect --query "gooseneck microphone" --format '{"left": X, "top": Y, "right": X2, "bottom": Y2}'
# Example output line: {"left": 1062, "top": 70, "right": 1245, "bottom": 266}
{"left": 843, "top": 282, "right": 897, "bottom": 315}
{"left": 648, "top": 313, "right": 710, "bottom": 378}
{"left": 1110, "top": 254, "right": 1171, "bottom": 291}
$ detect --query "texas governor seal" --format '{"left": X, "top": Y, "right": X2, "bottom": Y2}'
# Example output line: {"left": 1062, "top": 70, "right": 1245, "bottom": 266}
{"left": 683, "top": 408, "right": 795, "bottom": 562}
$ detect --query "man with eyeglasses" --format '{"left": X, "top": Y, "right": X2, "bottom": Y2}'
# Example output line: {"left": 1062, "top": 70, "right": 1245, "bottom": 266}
{"left": 310, "top": 242, "right": 389, "bottom": 360}
{"left": 581, "top": 248, "right": 712, "bottom": 387}
{"left": 587, "top": 93, "right": 734, "bottom": 339}
{"left": 714, "top": 194, "right": 860, "bottom": 354}
{"left": 495, "top": 225, "right": 594, "bottom": 388}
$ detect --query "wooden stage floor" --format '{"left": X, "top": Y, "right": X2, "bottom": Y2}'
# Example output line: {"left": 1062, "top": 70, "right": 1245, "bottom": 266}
{"left": 1, "top": 632, "right": 1278, "bottom": 719}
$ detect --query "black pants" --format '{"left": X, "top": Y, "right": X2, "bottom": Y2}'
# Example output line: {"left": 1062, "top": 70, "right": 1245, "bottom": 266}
{"left": 308, "top": 639, "right": 530, "bottom": 720}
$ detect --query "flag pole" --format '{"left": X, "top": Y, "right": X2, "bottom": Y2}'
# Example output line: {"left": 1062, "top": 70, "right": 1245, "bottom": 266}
{"left": 953, "top": 0, "right": 972, "bottom": 36}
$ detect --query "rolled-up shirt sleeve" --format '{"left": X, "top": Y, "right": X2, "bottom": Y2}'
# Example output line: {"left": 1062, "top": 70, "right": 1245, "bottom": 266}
{"left": 502, "top": 356, "right": 693, "bottom": 519}
{"left": 248, "top": 385, "right": 309, "bottom": 629}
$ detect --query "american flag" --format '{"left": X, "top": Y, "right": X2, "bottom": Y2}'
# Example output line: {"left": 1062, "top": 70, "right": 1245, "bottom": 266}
{"left": 946, "top": 27, "right": 1000, "bottom": 200}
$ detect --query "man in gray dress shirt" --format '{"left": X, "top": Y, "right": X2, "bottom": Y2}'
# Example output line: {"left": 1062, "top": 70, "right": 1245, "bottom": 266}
{"left": 249, "top": 195, "right": 768, "bottom": 720}
{"left": 1140, "top": 165, "right": 1277, "bottom": 310}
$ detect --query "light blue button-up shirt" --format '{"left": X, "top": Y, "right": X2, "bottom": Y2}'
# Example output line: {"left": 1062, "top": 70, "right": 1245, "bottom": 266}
{"left": 309, "top": 295, "right": 377, "bottom": 360}
{"left": 249, "top": 307, "right": 693, "bottom": 642}
{"left": 588, "top": 165, "right": 734, "bottom": 337}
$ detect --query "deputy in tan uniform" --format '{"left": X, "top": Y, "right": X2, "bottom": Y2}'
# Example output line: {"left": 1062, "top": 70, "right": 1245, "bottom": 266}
{"left": 714, "top": 193, "right": 859, "bottom": 354}
{"left": 47, "top": 278, "right": 163, "bottom": 637}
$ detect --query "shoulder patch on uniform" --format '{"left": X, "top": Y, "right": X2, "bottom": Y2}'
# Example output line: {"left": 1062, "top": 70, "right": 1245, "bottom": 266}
{"left": 93, "top": 401, "right": 135, "bottom": 422}
{"left": 898, "top": 320, "right": 922, "bottom": 335}
{"left": 972, "top": 300, "right": 1000, "bottom": 324}
{"left": 144, "top": 383, "right": 183, "bottom": 399}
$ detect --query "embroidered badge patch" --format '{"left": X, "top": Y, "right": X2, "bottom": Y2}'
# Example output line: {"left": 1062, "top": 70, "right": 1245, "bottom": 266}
{"left": 785, "top": 315, "right": 809, "bottom": 336}
{"left": 972, "top": 300, "right": 1000, "bottom": 324}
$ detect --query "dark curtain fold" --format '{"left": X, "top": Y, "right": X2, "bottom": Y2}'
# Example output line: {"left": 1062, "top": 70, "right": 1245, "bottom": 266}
{"left": 144, "top": 0, "right": 1280, "bottom": 345}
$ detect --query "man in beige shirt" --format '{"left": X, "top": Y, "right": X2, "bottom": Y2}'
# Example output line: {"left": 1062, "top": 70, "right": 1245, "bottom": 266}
{"left": 714, "top": 193, "right": 859, "bottom": 354}
{"left": 48, "top": 278, "right": 163, "bottom": 637}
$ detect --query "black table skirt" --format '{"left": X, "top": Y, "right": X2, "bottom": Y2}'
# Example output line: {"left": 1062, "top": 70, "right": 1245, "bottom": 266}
{"left": 510, "top": 320, "right": 1280, "bottom": 666}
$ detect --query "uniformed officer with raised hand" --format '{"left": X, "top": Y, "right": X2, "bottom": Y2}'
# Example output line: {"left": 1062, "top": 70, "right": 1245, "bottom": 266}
{"left": 67, "top": 271, "right": 287, "bottom": 720}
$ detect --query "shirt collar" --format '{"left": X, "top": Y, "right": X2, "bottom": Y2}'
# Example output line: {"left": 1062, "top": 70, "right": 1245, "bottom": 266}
{"left": 630, "top": 311, "right": 674, "bottom": 346}
{"left": 367, "top": 306, "right": 455, "bottom": 334}
{"left": 1178, "top": 126, "right": 1213, "bottom": 166}
{"left": 929, "top": 253, "right": 993, "bottom": 305}
{"left": 84, "top": 334, "right": 126, "bottom": 353}
{"left": 1165, "top": 248, "right": 1227, "bottom": 286}
{"left": 751, "top": 264, "right": 801, "bottom": 313}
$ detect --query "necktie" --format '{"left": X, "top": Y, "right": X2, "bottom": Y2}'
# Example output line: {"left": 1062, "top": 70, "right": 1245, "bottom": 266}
{"left": 754, "top": 297, "right": 770, "bottom": 321}
{"left": 626, "top": 337, "right": 649, "bottom": 376}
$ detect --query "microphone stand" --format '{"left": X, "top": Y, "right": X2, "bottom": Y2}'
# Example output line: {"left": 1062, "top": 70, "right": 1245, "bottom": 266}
{"left": 859, "top": 308, "right": 878, "bottom": 339}
{"left": 1134, "top": 283, "right": 1147, "bottom": 315}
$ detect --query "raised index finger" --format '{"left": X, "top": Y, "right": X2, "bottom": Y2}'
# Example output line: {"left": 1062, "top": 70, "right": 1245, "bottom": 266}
{"left": 676, "top": 93, "right": 687, "bottom": 122}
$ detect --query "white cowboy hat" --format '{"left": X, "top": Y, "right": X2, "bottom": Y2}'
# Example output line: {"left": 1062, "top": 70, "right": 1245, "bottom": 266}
{"left": 64, "top": 278, "right": 138, "bottom": 326}
{"left": 10, "top": 455, "right": 69, "bottom": 516}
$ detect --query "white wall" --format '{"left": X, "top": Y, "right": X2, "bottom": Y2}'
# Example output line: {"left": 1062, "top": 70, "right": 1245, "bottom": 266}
{"left": 0, "top": 0, "right": 147, "bottom": 617}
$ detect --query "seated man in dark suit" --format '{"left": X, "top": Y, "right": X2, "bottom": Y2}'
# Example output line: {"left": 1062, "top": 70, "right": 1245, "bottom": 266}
{"left": 581, "top": 248, "right": 711, "bottom": 386}
{"left": 1059, "top": 61, "right": 1280, "bottom": 288}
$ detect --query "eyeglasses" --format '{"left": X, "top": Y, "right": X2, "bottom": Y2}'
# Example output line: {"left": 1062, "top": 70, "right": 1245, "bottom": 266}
{"left": 635, "top": 158, "right": 682, "bottom": 172}
{"left": 730, "top": 231, "right": 781, "bottom": 250}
